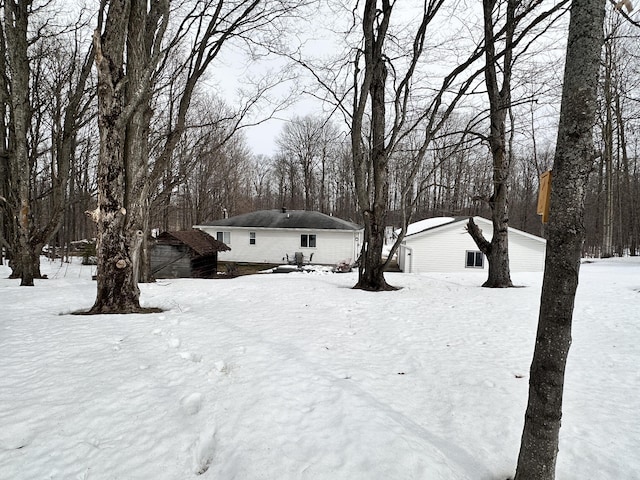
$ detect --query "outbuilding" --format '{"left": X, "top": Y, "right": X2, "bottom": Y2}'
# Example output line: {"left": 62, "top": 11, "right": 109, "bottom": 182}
{"left": 151, "top": 229, "right": 230, "bottom": 278}
{"left": 195, "top": 209, "right": 363, "bottom": 266}
{"left": 397, "top": 216, "right": 546, "bottom": 273}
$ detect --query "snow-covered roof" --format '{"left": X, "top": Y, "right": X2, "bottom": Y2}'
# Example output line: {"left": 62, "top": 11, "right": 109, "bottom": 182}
{"left": 198, "top": 209, "right": 362, "bottom": 231}
{"left": 404, "top": 217, "right": 457, "bottom": 236}
{"left": 401, "top": 216, "right": 546, "bottom": 243}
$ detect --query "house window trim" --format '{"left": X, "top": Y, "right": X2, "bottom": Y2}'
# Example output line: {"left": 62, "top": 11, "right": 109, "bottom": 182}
{"left": 249, "top": 231, "right": 256, "bottom": 245}
{"left": 216, "top": 231, "right": 231, "bottom": 245}
{"left": 465, "top": 250, "right": 484, "bottom": 268}
{"left": 301, "top": 233, "right": 317, "bottom": 248}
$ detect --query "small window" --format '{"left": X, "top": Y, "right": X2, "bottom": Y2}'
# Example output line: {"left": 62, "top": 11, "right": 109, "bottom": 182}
{"left": 465, "top": 250, "right": 484, "bottom": 268}
{"left": 249, "top": 232, "right": 256, "bottom": 245}
{"left": 301, "top": 234, "right": 316, "bottom": 248}
{"left": 216, "top": 231, "right": 230, "bottom": 245}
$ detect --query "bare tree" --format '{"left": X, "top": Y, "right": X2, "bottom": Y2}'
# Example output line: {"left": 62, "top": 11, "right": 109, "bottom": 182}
{"left": 248, "top": 154, "right": 277, "bottom": 211}
{"left": 599, "top": 15, "right": 617, "bottom": 258}
{"left": 514, "top": 0, "right": 606, "bottom": 478}
{"left": 594, "top": 11, "right": 640, "bottom": 257}
{"left": 89, "top": 0, "right": 306, "bottom": 313}
{"left": 90, "top": 0, "right": 151, "bottom": 312}
{"left": 467, "top": 0, "right": 569, "bottom": 288}
{"left": 275, "top": 114, "right": 339, "bottom": 212}
{"left": 346, "top": 0, "right": 487, "bottom": 290}
{"left": 0, "top": 5, "right": 11, "bottom": 266}
{"left": 1, "top": 1, "right": 94, "bottom": 285}
{"left": 3, "top": 0, "right": 35, "bottom": 285}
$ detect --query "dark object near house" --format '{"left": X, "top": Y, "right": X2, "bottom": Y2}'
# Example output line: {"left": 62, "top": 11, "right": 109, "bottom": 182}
{"left": 151, "top": 229, "right": 230, "bottom": 278}
{"left": 286, "top": 251, "right": 314, "bottom": 267}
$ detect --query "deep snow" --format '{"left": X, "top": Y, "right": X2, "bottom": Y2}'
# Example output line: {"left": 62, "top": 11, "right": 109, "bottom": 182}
{"left": 0, "top": 257, "right": 638, "bottom": 479}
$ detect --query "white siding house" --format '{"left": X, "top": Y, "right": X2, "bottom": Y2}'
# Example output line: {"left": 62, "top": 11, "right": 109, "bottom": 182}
{"left": 397, "top": 216, "right": 546, "bottom": 273}
{"left": 195, "top": 209, "right": 363, "bottom": 265}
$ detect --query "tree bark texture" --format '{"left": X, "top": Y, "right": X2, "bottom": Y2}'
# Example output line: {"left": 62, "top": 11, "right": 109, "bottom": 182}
{"left": 90, "top": 0, "right": 144, "bottom": 314}
{"left": 89, "top": 0, "right": 170, "bottom": 312}
{"left": 351, "top": 0, "right": 395, "bottom": 291}
{"left": 355, "top": 210, "right": 393, "bottom": 291}
{"left": 0, "top": 14, "right": 10, "bottom": 266}
{"left": 601, "top": 41, "right": 614, "bottom": 257}
{"left": 124, "top": 0, "right": 156, "bottom": 284}
{"left": 467, "top": 0, "right": 516, "bottom": 288}
{"left": 4, "top": 0, "right": 37, "bottom": 285}
{"left": 514, "top": 1, "right": 605, "bottom": 479}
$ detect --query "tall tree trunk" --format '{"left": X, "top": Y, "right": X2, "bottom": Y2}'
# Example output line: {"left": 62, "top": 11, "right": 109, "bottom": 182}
{"left": 351, "top": 0, "right": 395, "bottom": 291}
{"left": 90, "top": 0, "right": 144, "bottom": 314}
{"left": 4, "top": 0, "right": 37, "bottom": 286}
{"left": 514, "top": 0, "right": 605, "bottom": 478}
{"left": 616, "top": 93, "right": 634, "bottom": 256}
{"left": 467, "top": 0, "right": 516, "bottom": 288}
{"left": 601, "top": 42, "right": 614, "bottom": 257}
{"left": 0, "top": 15, "right": 9, "bottom": 267}
{"left": 89, "top": 0, "right": 171, "bottom": 311}
{"left": 612, "top": 41, "right": 632, "bottom": 256}
{"left": 3, "top": 2, "right": 93, "bottom": 284}
{"left": 124, "top": 0, "right": 155, "bottom": 284}
{"left": 90, "top": 0, "right": 273, "bottom": 308}
{"left": 355, "top": 211, "right": 391, "bottom": 291}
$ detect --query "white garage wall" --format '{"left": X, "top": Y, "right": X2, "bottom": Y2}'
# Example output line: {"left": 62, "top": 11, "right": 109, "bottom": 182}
{"left": 399, "top": 217, "right": 546, "bottom": 273}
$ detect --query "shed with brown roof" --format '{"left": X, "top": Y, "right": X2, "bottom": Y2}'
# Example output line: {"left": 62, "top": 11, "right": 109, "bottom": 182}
{"left": 151, "top": 229, "right": 230, "bottom": 278}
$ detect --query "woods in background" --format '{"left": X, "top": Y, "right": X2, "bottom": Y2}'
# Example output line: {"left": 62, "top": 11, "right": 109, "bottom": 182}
{"left": 0, "top": 0, "right": 638, "bottom": 279}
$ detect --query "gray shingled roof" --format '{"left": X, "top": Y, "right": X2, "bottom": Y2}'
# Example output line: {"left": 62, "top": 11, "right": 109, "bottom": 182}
{"left": 200, "top": 209, "right": 362, "bottom": 231}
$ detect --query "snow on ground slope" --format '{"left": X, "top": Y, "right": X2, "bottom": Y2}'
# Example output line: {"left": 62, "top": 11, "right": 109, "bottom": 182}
{"left": 0, "top": 257, "right": 638, "bottom": 479}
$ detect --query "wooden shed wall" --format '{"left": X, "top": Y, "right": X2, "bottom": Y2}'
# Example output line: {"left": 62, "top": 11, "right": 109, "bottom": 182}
{"left": 151, "top": 245, "right": 194, "bottom": 278}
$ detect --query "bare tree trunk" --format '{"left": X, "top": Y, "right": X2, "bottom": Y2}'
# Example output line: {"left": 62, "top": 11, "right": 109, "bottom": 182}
{"left": 124, "top": 0, "right": 157, "bottom": 284}
{"left": 89, "top": 0, "right": 173, "bottom": 312}
{"left": 608, "top": 21, "right": 633, "bottom": 257}
{"left": 355, "top": 211, "right": 392, "bottom": 291}
{"left": 616, "top": 92, "right": 634, "bottom": 256}
{"left": 3, "top": 2, "right": 94, "bottom": 284}
{"left": 0, "top": 13, "right": 7, "bottom": 267}
{"left": 351, "top": 0, "right": 395, "bottom": 291}
{"left": 466, "top": 0, "right": 517, "bottom": 288}
{"left": 601, "top": 41, "right": 614, "bottom": 257}
{"left": 90, "top": 0, "right": 146, "bottom": 314}
{"left": 468, "top": 0, "right": 569, "bottom": 284}
{"left": 4, "top": 0, "right": 37, "bottom": 285}
{"left": 514, "top": 0, "right": 605, "bottom": 478}
{"left": 89, "top": 0, "right": 290, "bottom": 310}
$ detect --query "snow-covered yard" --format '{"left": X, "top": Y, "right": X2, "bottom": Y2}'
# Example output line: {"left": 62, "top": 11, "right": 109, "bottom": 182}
{"left": 0, "top": 257, "right": 638, "bottom": 479}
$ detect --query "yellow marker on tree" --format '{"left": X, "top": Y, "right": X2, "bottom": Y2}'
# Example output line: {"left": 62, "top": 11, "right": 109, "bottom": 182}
{"left": 537, "top": 171, "right": 552, "bottom": 224}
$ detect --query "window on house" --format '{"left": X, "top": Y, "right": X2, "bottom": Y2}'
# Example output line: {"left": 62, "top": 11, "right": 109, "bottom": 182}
{"left": 216, "top": 231, "right": 230, "bottom": 245}
{"left": 249, "top": 232, "right": 256, "bottom": 245}
{"left": 301, "top": 234, "right": 317, "bottom": 248}
{"left": 465, "top": 250, "right": 484, "bottom": 268}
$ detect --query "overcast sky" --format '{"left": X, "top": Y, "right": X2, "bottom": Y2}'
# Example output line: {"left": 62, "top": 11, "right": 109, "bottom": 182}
{"left": 211, "top": 1, "right": 570, "bottom": 158}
